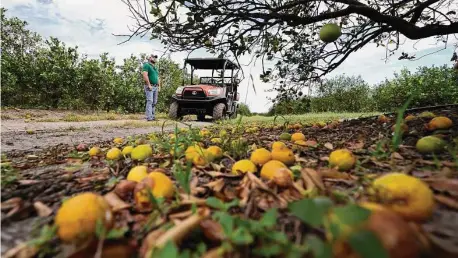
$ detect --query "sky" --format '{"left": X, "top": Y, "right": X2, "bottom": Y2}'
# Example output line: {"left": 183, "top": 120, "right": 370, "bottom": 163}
{"left": 3, "top": 0, "right": 457, "bottom": 113}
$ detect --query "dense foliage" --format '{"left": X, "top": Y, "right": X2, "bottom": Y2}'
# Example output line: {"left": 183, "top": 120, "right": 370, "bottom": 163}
{"left": 1, "top": 8, "right": 190, "bottom": 113}
{"left": 269, "top": 66, "right": 458, "bottom": 115}
{"left": 237, "top": 103, "right": 253, "bottom": 117}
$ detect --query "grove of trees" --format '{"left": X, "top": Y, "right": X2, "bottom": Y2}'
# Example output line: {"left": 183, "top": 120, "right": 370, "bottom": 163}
{"left": 268, "top": 65, "right": 458, "bottom": 115}
{"left": 1, "top": 8, "right": 189, "bottom": 114}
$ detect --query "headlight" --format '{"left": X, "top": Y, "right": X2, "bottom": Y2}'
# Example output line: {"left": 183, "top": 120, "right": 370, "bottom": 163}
{"left": 208, "top": 89, "right": 222, "bottom": 96}
{"left": 175, "top": 87, "right": 184, "bottom": 95}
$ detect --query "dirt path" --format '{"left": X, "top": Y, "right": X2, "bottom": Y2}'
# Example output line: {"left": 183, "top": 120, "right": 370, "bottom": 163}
{"left": 1, "top": 119, "right": 211, "bottom": 153}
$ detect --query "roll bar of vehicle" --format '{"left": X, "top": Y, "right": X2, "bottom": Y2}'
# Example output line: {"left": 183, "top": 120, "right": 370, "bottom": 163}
{"left": 181, "top": 58, "right": 239, "bottom": 86}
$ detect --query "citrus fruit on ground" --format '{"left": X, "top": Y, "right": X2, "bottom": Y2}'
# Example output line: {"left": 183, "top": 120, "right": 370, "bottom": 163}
{"left": 207, "top": 146, "right": 223, "bottom": 159}
{"left": 332, "top": 202, "right": 422, "bottom": 258}
{"left": 185, "top": 145, "right": 203, "bottom": 162}
{"left": 231, "top": 159, "right": 257, "bottom": 175}
{"left": 147, "top": 172, "right": 175, "bottom": 198}
{"left": 54, "top": 192, "right": 113, "bottom": 243}
{"left": 250, "top": 148, "right": 272, "bottom": 166}
{"left": 279, "top": 133, "right": 291, "bottom": 141}
{"left": 319, "top": 23, "right": 341, "bottom": 42}
{"left": 88, "top": 147, "right": 101, "bottom": 157}
{"left": 272, "top": 141, "right": 287, "bottom": 151}
{"left": 391, "top": 123, "right": 409, "bottom": 134}
{"left": 272, "top": 168, "right": 294, "bottom": 187}
{"left": 370, "top": 172, "right": 435, "bottom": 222}
{"left": 211, "top": 137, "right": 222, "bottom": 144}
{"left": 113, "top": 137, "right": 124, "bottom": 144}
{"left": 328, "top": 149, "right": 356, "bottom": 171}
{"left": 192, "top": 154, "right": 208, "bottom": 166}
{"left": 405, "top": 114, "right": 416, "bottom": 122}
{"left": 415, "top": 135, "right": 446, "bottom": 154}
{"left": 427, "top": 116, "right": 453, "bottom": 131}
{"left": 260, "top": 160, "right": 288, "bottom": 180}
{"left": 131, "top": 144, "right": 153, "bottom": 161}
{"left": 219, "top": 129, "right": 228, "bottom": 138}
{"left": 294, "top": 140, "right": 308, "bottom": 146}
{"left": 199, "top": 129, "right": 210, "bottom": 137}
{"left": 106, "top": 147, "right": 123, "bottom": 160}
{"left": 122, "top": 146, "right": 134, "bottom": 156}
{"left": 271, "top": 148, "right": 296, "bottom": 166}
{"left": 291, "top": 132, "right": 305, "bottom": 142}
{"left": 419, "top": 111, "right": 435, "bottom": 118}
{"left": 127, "top": 165, "right": 149, "bottom": 182}
{"left": 377, "top": 114, "right": 389, "bottom": 123}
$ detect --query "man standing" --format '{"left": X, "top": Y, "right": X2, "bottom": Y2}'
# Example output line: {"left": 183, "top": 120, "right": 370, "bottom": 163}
{"left": 142, "top": 54, "right": 160, "bottom": 121}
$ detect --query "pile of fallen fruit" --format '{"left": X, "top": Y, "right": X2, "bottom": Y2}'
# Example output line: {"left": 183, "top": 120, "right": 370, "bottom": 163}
{"left": 1, "top": 106, "right": 457, "bottom": 258}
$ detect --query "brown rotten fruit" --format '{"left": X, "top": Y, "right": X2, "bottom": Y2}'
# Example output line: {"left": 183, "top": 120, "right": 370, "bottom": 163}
{"left": 333, "top": 202, "right": 423, "bottom": 258}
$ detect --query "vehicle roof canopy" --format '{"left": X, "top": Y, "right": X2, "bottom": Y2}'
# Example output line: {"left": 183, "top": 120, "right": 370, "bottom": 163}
{"left": 184, "top": 58, "right": 239, "bottom": 70}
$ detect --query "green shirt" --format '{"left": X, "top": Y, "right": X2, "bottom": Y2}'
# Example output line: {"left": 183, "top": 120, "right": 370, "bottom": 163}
{"left": 142, "top": 62, "right": 159, "bottom": 85}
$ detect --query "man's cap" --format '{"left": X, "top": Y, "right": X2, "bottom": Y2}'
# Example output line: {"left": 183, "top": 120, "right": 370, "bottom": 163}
{"left": 150, "top": 54, "right": 158, "bottom": 58}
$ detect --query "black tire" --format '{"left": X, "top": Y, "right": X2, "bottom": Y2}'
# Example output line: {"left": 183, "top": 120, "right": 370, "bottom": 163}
{"left": 229, "top": 104, "right": 238, "bottom": 119}
{"left": 197, "top": 114, "right": 206, "bottom": 121}
{"left": 212, "top": 103, "right": 226, "bottom": 120}
{"left": 168, "top": 101, "right": 181, "bottom": 120}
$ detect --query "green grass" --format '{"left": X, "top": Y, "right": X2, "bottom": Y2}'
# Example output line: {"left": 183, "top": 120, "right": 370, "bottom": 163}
{"left": 226, "top": 112, "right": 380, "bottom": 125}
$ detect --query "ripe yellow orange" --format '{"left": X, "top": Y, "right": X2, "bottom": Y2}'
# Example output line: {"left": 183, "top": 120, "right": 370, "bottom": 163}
{"left": 260, "top": 160, "right": 288, "bottom": 180}
{"left": 127, "top": 165, "right": 148, "bottom": 182}
{"left": 231, "top": 159, "right": 257, "bottom": 175}
{"left": 250, "top": 148, "right": 272, "bottom": 166}
{"left": 328, "top": 149, "right": 356, "bottom": 171}
{"left": 370, "top": 172, "right": 435, "bottom": 222}
{"left": 54, "top": 192, "right": 113, "bottom": 243}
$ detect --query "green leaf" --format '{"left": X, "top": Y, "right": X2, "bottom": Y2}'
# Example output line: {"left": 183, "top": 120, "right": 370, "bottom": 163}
{"left": 178, "top": 250, "right": 191, "bottom": 258}
{"left": 191, "top": 202, "right": 197, "bottom": 214}
{"left": 306, "top": 235, "right": 332, "bottom": 258}
{"left": 95, "top": 218, "right": 106, "bottom": 238}
{"left": 230, "top": 227, "right": 254, "bottom": 245}
{"left": 106, "top": 226, "right": 128, "bottom": 239}
{"left": 224, "top": 198, "right": 240, "bottom": 211}
{"left": 348, "top": 230, "right": 389, "bottom": 258}
{"left": 214, "top": 212, "right": 234, "bottom": 236}
{"left": 253, "top": 244, "right": 283, "bottom": 256}
{"left": 333, "top": 204, "right": 371, "bottom": 226}
{"left": 266, "top": 231, "right": 289, "bottom": 244}
{"left": 288, "top": 197, "right": 333, "bottom": 227}
{"left": 196, "top": 242, "right": 207, "bottom": 255}
{"left": 260, "top": 208, "right": 277, "bottom": 228}
{"left": 206, "top": 197, "right": 227, "bottom": 211}
{"left": 328, "top": 221, "right": 342, "bottom": 240}
{"left": 154, "top": 241, "right": 179, "bottom": 258}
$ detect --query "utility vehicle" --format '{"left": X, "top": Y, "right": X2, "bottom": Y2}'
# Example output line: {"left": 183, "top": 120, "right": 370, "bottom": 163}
{"left": 168, "top": 57, "right": 241, "bottom": 121}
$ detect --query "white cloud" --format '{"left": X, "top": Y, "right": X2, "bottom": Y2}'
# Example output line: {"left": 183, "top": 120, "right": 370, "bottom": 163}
{"left": 3, "top": 0, "right": 457, "bottom": 113}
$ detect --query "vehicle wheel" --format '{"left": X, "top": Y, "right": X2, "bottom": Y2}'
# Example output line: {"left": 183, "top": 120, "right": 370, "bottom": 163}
{"left": 229, "top": 105, "right": 238, "bottom": 119}
{"left": 212, "top": 103, "right": 226, "bottom": 120}
{"left": 197, "top": 114, "right": 206, "bottom": 121}
{"left": 168, "top": 101, "right": 181, "bottom": 120}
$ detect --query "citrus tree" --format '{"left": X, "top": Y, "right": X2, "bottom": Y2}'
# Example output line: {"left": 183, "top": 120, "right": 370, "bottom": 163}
{"left": 119, "top": 0, "right": 458, "bottom": 98}
{"left": 0, "top": 8, "right": 191, "bottom": 113}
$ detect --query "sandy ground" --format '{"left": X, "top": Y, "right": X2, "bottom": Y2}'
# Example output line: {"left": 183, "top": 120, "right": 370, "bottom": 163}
{"left": 1, "top": 119, "right": 211, "bottom": 153}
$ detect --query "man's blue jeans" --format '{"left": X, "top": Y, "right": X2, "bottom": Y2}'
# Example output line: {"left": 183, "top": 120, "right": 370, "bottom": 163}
{"left": 144, "top": 85, "right": 158, "bottom": 120}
